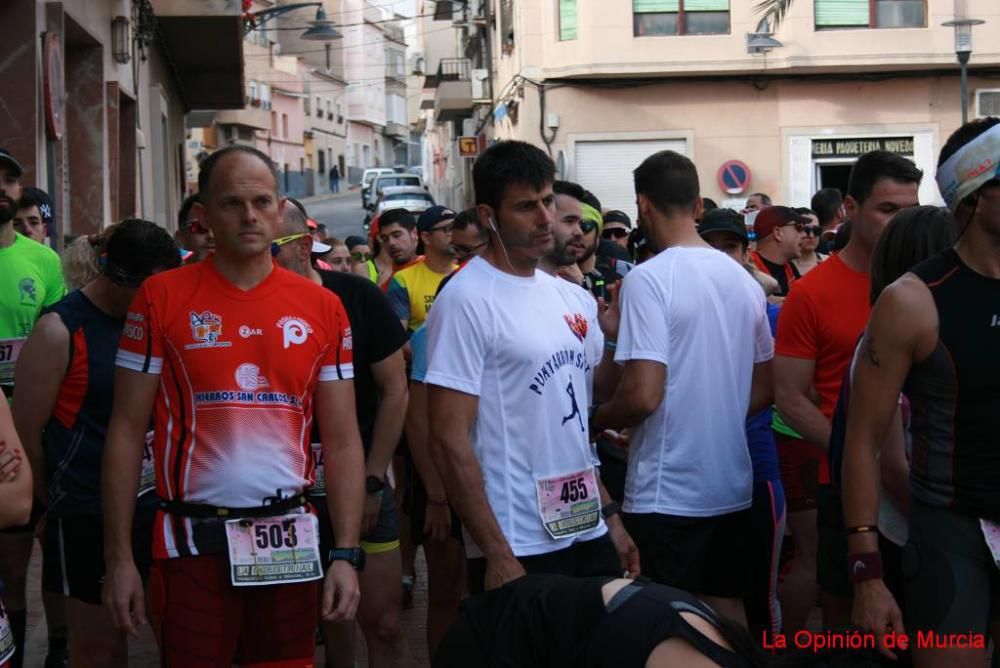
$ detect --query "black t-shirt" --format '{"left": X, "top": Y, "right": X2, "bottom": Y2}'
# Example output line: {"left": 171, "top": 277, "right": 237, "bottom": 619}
{"left": 318, "top": 270, "right": 407, "bottom": 444}
{"left": 758, "top": 254, "right": 801, "bottom": 297}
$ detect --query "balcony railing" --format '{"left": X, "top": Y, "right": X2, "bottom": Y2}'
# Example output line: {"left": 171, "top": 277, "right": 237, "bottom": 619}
{"left": 439, "top": 58, "right": 470, "bottom": 81}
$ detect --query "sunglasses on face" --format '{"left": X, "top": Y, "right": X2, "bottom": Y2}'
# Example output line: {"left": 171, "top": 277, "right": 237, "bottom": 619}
{"left": 273, "top": 232, "right": 310, "bottom": 247}
{"left": 602, "top": 227, "right": 629, "bottom": 240}
{"left": 580, "top": 221, "right": 598, "bottom": 234}
{"left": 803, "top": 225, "right": 822, "bottom": 237}
{"left": 430, "top": 223, "right": 455, "bottom": 235}
{"left": 452, "top": 241, "right": 488, "bottom": 256}
{"left": 351, "top": 252, "right": 372, "bottom": 262}
{"left": 780, "top": 221, "right": 805, "bottom": 233}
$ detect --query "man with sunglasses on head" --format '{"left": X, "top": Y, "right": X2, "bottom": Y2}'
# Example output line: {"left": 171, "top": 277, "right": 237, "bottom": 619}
{"left": 175, "top": 194, "right": 214, "bottom": 263}
{"left": 792, "top": 208, "right": 827, "bottom": 276}
{"left": 749, "top": 206, "right": 809, "bottom": 301}
{"left": 387, "top": 206, "right": 458, "bottom": 334}
{"left": 601, "top": 211, "right": 631, "bottom": 250}
{"left": 273, "top": 204, "right": 413, "bottom": 668}
{"left": 563, "top": 185, "right": 632, "bottom": 300}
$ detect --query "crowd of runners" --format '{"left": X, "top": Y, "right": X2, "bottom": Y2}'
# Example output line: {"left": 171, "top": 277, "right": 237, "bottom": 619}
{"left": 0, "top": 115, "right": 997, "bottom": 668}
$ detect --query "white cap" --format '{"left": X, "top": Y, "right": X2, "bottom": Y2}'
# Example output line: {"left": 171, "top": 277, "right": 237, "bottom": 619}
{"left": 312, "top": 240, "right": 332, "bottom": 254}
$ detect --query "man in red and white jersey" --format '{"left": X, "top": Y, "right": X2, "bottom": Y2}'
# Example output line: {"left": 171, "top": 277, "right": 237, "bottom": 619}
{"left": 99, "top": 145, "right": 366, "bottom": 666}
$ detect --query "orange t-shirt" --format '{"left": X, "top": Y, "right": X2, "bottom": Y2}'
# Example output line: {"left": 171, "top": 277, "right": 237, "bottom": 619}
{"left": 775, "top": 254, "right": 870, "bottom": 421}
{"left": 116, "top": 259, "right": 354, "bottom": 559}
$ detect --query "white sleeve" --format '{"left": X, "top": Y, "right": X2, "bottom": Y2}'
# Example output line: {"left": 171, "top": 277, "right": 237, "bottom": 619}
{"left": 614, "top": 268, "right": 669, "bottom": 366}
{"left": 424, "top": 288, "right": 491, "bottom": 396}
{"left": 753, "top": 296, "right": 775, "bottom": 363}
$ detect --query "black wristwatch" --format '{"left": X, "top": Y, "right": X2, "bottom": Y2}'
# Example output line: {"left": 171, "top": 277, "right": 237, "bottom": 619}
{"left": 601, "top": 501, "right": 621, "bottom": 520}
{"left": 365, "top": 475, "right": 385, "bottom": 494}
{"left": 329, "top": 547, "right": 366, "bottom": 571}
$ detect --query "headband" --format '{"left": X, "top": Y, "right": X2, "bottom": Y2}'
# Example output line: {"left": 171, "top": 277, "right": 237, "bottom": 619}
{"left": 580, "top": 203, "right": 603, "bottom": 235}
{"left": 936, "top": 123, "right": 1000, "bottom": 212}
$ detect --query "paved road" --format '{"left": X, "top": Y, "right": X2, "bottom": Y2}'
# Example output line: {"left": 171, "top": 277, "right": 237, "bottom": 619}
{"left": 304, "top": 190, "right": 370, "bottom": 242}
{"left": 22, "top": 543, "right": 432, "bottom": 667}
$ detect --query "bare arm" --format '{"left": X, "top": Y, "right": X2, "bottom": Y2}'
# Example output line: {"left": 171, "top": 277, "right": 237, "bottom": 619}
{"left": 103, "top": 368, "right": 159, "bottom": 564}
{"left": 592, "top": 360, "right": 665, "bottom": 433}
{"left": 406, "top": 381, "right": 445, "bottom": 502}
{"left": 12, "top": 312, "right": 69, "bottom": 501}
{"left": 747, "top": 359, "right": 774, "bottom": 417}
{"left": 427, "top": 385, "right": 511, "bottom": 562}
{"left": 317, "top": 379, "right": 366, "bottom": 548}
{"left": 366, "top": 349, "right": 408, "bottom": 482}
{"left": 774, "top": 355, "right": 830, "bottom": 448}
{"left": 843, "top": 280, "right": 930, "bottom": 556}
{"left": 0, "top": 399, "right": 33, "bottom": 528}
{"left": 593, "top": 282, "right": 622, "bottom": 403}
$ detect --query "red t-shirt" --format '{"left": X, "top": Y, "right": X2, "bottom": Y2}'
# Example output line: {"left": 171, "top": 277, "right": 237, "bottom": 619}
{"left": 116, "top": 259, "right": 354, "bottom": 559}
{"left": 775, "top": 254, "right": 870, "bottom": 421}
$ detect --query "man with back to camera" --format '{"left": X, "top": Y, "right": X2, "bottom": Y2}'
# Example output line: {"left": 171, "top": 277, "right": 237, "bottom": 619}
{"left": 424, "top": 140, "right": 638, "bottom": 594}
{"left": 591, "top": 151, "right": 775, "bottom": 625}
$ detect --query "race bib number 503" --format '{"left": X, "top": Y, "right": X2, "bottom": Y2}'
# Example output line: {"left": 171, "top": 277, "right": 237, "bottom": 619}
{"left": 224, "top": 513, "right": 323, "bottom": 587}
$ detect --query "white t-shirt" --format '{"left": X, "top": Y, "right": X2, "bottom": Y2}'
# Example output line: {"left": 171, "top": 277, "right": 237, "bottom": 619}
{"left": 615, "top": 246, "right": 774, "bottom": 517}
{"left": 424, "top": 257, "right": 607, "bottom": 557}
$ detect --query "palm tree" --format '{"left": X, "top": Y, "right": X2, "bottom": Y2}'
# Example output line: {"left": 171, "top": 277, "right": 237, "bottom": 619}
{"left": 754, "top": 0, "right": 795, "bottom": 28}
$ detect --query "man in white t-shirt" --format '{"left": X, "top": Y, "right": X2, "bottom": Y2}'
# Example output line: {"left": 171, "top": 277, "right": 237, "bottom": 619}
{"left": 425, "top": 140, "right": 638, "bottom": 593}
{"left": 592, "top": 150, "right": 774, "bottom": 623}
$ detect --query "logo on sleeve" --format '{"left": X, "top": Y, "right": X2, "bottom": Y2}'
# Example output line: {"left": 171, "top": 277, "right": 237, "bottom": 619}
{"left": 563, "top": 313, "right": 588, "bottom": 343}
{"left": 186, "top": 311, "right": 232, "bottom": 349}
{"left": 343, "top": 327, "right": 353, "bottom": 351}
{"left": 277, "top": 316, "right": 313, "bottom": 349}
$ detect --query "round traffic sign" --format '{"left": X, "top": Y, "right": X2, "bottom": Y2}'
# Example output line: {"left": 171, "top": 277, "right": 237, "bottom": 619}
{"left": 717, "top": 160, "right": 751, "bottom": 195}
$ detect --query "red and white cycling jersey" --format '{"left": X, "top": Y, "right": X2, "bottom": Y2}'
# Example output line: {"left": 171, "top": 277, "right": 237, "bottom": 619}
{"left": 116, "top": 259, "right": 354, "bottom": 558}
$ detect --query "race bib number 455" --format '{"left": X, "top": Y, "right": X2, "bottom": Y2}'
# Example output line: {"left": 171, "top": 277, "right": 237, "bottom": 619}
{"left": 224, "top": 513, "right": 323, "bottom": 587}
{"left": 535, "top": 467, "right": 600, "bottom": 539}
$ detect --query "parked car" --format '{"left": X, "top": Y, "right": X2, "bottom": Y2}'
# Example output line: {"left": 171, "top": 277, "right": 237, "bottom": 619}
{"left": 366, "top": 174, "right": 425, "bottom": 211}
{"left": 364, "top": 186, "right": 436, "bottom": 229}
{"left": 360, "top": 168, "right": 395, "bottom": 207}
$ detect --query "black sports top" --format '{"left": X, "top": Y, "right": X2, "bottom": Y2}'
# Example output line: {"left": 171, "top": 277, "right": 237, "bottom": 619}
{"left": 433, "top": 575, "right": 749, "bottom": 668}
{"left": 906, "top": 249, "right": 1000, "bottom": 519}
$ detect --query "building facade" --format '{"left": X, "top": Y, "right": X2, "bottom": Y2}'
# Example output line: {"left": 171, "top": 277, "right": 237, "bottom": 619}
{"left": 0, "top": 0, "right": 243, "bottom": 241}
{"left": 473, "top": 0, "right": 999, "bottom": 217}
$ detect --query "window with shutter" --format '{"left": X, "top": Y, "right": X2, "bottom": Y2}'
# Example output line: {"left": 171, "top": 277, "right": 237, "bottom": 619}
{"left": 815, "top": 0, "right": 925, "bottom": 29}
{"left": 560, "top": 0, "right": 577, "bottom": 41}
{"left": 633, "top": 0, "right": 728, "bottom": 37}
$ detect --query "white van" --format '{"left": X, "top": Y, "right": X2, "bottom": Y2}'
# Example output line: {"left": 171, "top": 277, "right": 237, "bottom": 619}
{"left": 361, "top": 168, "right": 395, "bottom": 207}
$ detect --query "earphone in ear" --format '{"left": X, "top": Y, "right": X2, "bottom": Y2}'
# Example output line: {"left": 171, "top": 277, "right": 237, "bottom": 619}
{"left": 489, "top": 217, "right": 498, "bottom": 231}
{"left": 270, "top": 242, "right": 280, "bottom": 257}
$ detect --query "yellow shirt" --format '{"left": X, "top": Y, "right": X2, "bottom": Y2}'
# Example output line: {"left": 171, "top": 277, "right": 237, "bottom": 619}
{"left": 386, "top": 259, "right": 456, "bottom": 332}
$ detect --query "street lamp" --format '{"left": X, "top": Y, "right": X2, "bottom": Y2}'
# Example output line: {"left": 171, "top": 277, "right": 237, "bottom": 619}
{"left": 244, "top": 2, "right": 343, "bottom": 41}
{"left": 942, "top": 15, "right": 985, "bottom": 124}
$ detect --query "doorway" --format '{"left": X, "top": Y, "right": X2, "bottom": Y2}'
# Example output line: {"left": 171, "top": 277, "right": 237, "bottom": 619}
{"left": 816, "top": 163, "right": 853, "bottom": 198}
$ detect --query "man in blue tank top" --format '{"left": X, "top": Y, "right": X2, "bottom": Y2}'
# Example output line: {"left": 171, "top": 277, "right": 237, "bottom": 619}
{"left": 13, "top": 220, "right": 180, "bottom": 667}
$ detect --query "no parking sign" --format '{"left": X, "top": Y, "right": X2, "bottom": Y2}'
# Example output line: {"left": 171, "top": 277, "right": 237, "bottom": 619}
{"left": 717, "top": 160, "right": 752, "bottom": 195}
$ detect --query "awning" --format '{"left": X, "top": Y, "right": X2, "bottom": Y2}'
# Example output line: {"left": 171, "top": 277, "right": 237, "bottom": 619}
{"left": 151, "top": 0, "right": 245, "bottom": 110}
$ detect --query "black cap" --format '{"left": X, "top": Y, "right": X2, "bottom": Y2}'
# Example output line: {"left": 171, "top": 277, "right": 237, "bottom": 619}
{"left": 22, "top": 187, "right": 54, "bottom": 225}
{"left": 698, "top": 208, "right": 749, "bottom": 244}
{"left": 417, "top": 205, "right": 457, "bottom": 233}
{"left": 603, "top": 210, "right": 631, "bottom": 229}
{"left": 0, "top": 149, "right": 23, "bottom": 177}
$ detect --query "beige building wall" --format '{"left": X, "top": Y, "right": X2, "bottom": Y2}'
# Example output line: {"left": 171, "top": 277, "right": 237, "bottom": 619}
{"left": 485, "top": 0, "right": 999, "bottom": 218}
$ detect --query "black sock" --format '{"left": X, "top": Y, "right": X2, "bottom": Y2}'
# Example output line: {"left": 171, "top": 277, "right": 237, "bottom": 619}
{"left": 8, "top": 609, "right": 27, "bottom": 668}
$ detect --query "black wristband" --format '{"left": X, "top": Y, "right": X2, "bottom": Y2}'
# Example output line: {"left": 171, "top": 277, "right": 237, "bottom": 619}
{"left": 601, "top": 501, "right": 621, "bottom": 520}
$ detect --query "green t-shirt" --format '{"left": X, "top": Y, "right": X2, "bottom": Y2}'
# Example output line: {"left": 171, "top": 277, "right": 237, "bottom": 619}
{"left": 0, "top": 233, "right": 66, "bottom": 384}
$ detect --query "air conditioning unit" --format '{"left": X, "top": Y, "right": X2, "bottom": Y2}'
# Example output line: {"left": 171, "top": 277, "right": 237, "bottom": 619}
{"left": 975, "top": 89, "right": 1000, "bottom": 119}
{"left": 471, "top": 69, "right": 490, "bottom": 100}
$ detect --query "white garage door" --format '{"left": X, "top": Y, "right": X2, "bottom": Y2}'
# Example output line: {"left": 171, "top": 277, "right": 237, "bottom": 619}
{"left": 573, "top": 139, "right": 687, "bottom": 221}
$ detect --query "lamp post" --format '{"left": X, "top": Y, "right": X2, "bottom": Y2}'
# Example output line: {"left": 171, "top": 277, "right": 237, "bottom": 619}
{"left": 244, "top": 2, "right": 343, "bottom": 41}
{"left": 943, "top": 14, "right": 984, "bottom": 124}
